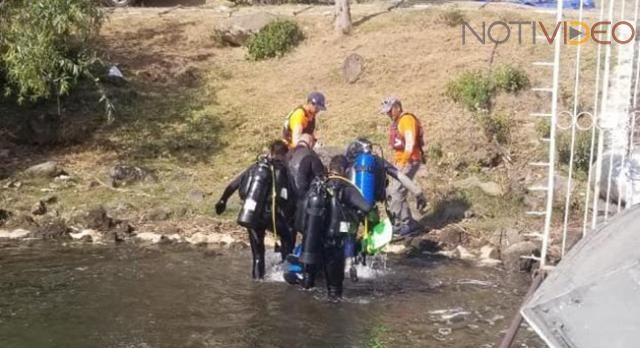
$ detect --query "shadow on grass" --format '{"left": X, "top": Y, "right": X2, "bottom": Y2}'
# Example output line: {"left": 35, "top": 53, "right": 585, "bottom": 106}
{"left": 419, "top": 190, "right": 471, "bottom": 231}
{"left": 0, "top": 67, "right": 226, "bottom": 180}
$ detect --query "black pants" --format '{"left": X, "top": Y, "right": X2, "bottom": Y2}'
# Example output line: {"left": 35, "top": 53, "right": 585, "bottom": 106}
{"left": 248, "top": 220, "right": 295, "bottom": 279}
{"left": 247, "top": 228, "right": 266, "bottom": 279}
{"left": 324, "top": 241, "right": 346, "bottom": 298}
{"left": 271, "top": 220, "right": 295, "bottom": 261}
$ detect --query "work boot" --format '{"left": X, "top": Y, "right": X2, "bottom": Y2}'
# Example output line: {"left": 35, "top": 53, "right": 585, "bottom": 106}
{"left": 327, "top": 286, "right": 343, "bottom": 303}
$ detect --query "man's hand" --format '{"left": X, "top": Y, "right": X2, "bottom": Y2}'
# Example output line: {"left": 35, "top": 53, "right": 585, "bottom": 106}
{"left": 416, "top": 194, "right": 427, "bottom": 212}
{"left": 215, "top": 199, "right": 227, "bottom": 215}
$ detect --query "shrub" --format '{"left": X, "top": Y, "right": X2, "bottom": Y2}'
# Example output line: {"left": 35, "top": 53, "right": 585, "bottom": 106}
{"left": 0, "top": 0, "right": 104, "bottom": 103}
{"left": 536, "top": 119, "right": 592, "bottom": 174}
{"left": 445, "top": 70, "right": 494, "bottom": 112}
{"left": 428, "top": 142, "right": 444, "bottom": 162}
{"left": 247, "top": 20, "right": 304, "bottom": 61}
{"left": 477, "top": 111, "right": 511, "bottom": 144}
{"left": 439, "top": 9, "right": 466, "bottom": 27}
{"left": 494, "top": 64, "right": 530, "bottom": 93}
{"left": 558, "top": 130, "right": 592, "bottom": 174}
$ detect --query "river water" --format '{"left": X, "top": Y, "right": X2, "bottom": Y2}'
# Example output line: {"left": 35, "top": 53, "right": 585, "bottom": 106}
{"left": 0, "top": 244, "right": 543, "bottom": 348}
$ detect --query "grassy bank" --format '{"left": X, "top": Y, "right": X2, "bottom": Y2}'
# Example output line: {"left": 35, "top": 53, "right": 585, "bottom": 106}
{"left": 0, "top": 3, "right": 599, "bottom": 244}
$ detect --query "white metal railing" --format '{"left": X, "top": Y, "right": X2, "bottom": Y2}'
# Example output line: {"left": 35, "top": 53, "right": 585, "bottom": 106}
{"left": 534, "top": 0, "right": 640, "bottom": 268}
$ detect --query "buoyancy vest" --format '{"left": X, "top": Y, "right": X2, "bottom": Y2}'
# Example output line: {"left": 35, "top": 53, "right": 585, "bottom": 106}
{"left": 282, "top": 106, "right": 316, "bottom": 146}
{"left": 389, "top": 113, "right": 425, "bottom": 154}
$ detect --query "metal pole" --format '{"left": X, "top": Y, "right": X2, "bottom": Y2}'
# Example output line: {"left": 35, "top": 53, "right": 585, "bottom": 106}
{"left": 498, "top": 272, "right": 546, "bottom": 348}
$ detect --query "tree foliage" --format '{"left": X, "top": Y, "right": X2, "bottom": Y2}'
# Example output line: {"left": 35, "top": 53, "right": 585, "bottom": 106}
{"left": 0, "top": 0, "right": 104, "bottom": 104}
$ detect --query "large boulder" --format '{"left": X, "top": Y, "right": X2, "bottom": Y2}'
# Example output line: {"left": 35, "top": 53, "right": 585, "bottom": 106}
{"left": 109, "top": 164, "right": 156, "bottom": 187}
{"left": 32, "top": 217, "right": 70, "bottom": 240}
{"left": 24, "top": 161, "right": 65, "bottom": 178}
{"left": 502, "top": 241, "right": 540, "bottom": 273}
{"left": 343, "top": 53, "right": 365, "bottom": 84}
{"left": 216, "top": 12, "right": 277, "bottom": 47}
{"left": 70, "top": 206, "right": 134, "bottom": 242}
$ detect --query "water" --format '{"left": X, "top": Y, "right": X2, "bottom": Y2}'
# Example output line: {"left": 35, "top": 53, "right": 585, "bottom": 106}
{"left": 0, "top": 244, "right": 543, "bottom": 348}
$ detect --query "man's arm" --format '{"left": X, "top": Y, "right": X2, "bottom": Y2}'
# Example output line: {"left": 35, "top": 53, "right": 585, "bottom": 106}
{"left": 344, "top": 186, "right": 373, "bottom": 214}
{"left": 289, "top": 109, "right": 306, "bottom": 146}
{"left": 219, "top": 167, "right": 249, "bottom": 202}
{"left": 383, "top": 159, "right": 422, "bottom": 196}
{"left": 396, "top": 115, "right": 417, "bottom": 168}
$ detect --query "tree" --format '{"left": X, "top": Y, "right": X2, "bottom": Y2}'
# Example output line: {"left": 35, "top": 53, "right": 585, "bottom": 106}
{"left": 335, "top": 0, "right": 352, "bottom": 35}
{"left": 0, "top": 0, "right": 105, "bottom": 107}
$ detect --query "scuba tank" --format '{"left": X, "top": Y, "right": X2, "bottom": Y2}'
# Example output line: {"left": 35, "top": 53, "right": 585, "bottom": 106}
{"left": 299, "top": 179, "right": 329, "bottom": 265}
{"left": 326, "top": 180, "right": 357, "bottom": 245}
{"left": 237, "top": 156, "right": 271, "bottom": 229}
{"left": 353, "top": 150, "right": 376, "bottom": 206}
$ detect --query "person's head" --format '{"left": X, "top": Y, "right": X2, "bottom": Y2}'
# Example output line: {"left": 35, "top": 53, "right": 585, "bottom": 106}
{"left": 298, "top": 133, "right": 316, "bottom": 149}
{"left": 304, "top": 91, "right": 326, "bottom": 117}
{"left": 345, "top": 138, "right": 372, "bottom": 162}
{"left": 269, "top": 140, "right": 289, "bottom": 161}
{"left": 329, "top": 155, "right": 349, "bottom": 177}
{"left": 380, "top": 97, "right": 403, "bottom": 120}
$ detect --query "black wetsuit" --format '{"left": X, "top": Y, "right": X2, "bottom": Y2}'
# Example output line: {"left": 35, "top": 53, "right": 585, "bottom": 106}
{"left": 219, "top": 159, "right": 295, "bottom": 279}
{"left": 286, "top": 144, "right": 326, "bottom": 232}
{"left": 322, "top": 177, "right": 372, "bottom": 298}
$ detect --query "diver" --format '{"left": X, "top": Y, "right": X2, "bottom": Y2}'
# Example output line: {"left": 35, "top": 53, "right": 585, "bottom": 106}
{"left": 323, "top": 155, "right": 373, "bottom": 300}
{"left": 214, "top": 140, "right": 295, "bottom": 280}
{"left": 287, "top": 133, "right": 326, "bottom": 235}
{"left": 289, "top": 155, "right": 372, "bottom": 297}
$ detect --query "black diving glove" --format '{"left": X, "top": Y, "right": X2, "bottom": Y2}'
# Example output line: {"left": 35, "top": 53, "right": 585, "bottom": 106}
{"left": 215, "top": 199, "right": 227, "bottom": 215}
{"left": 416, "top": 194, "right": 427, "bottom": 212}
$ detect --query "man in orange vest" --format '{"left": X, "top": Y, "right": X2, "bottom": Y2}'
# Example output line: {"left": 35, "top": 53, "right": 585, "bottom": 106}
{"left": 282, "top": 92, "right": 326, "bottom": 148}
{"left": 380, "top": 97, "right": 426, "bottom": 236}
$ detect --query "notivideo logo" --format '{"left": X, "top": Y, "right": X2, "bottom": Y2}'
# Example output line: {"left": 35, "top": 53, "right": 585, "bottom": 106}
{"left": 462, "top": 21, "right": 636, "bottom": 45}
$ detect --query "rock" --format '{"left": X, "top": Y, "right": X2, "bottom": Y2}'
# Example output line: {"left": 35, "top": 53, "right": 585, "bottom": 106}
{"left": 3, "top": 214, "right": 37, "bottom": 230}
{"left": 385, "top": 243, "right": 406, "bottom": 254}
{"left": 110, "top": 220, "right": 135, "bottom": 242}
{"left": 454, "top": 176, "right": 503, "bottom": 196}
{"left": 216, "top": 12, "right": 277, "bottom": 46}
{"left": 0, "top": 229, "right": 31, "bottom": 240}
{"left": 477, "top": 258, "right": 502, "bottom": 267}
{"left": 478, "top": 182, "right": 504, "bottom": 197}
{"left": 107, "top": 201, "right": 135, "bottom": 219}
{"left": 173, "top": 65, "right": 200, "bottom": 88}
{"left": 187, "top": 232, "right": 235, "bottom": 245}
{"left": 502, "top": 241, "right": 540, "bottom": 273}
{"left": 186, "top": 190, "right": 207, "bottom": 203}
{"left": 165, "top": 234, "right": 184, "bottom": 243}
{"left": 343, "top": 53, "right": 365, "bottom": 84}
{"left": 0, "top": 149, "right": 10, "bottom": 159}
{"left": 489, "top": 227, "right": 522, "bottom": 254}
{"left": 0, "top": 209, "right": 12, "bottom": 225}
{"left": 479, "top": 245, "right": 499, "bottom": 260}
{"left": 408, "top": 236, "right": 440, "bottom": 253}
{"left": 174, "top": 206, "right": 188, "bottom": 218}
{"left": 455, "top": 245, "right": 476, "bottom": 261}
{"left": 135, "top": 232, "right": 164, "bottom": 244}
{"left": 147, "top": 207, "right": 172, "bottom": 221}
{"left": 31, "top": 201, "right": 47, "bottom": 216}
{"left": 438, "top": 227, "right": 464, "bottom": 248}
{"left": 109, "top": 164, "right": 156, "bottom": 188}
{"left": 70, "top": 229, "right": 102, "bottom": 243}
{"left": 33, "top": 217, "right": 69, "bottom": 240}
{"left": 42, "top": 195, "right": 58, "bottom": 205}
{"left": 24, "top": 161, "right": 65, "bottom": 178}
{"left": 81, "top": 206, "right": 112, "bottom": 230}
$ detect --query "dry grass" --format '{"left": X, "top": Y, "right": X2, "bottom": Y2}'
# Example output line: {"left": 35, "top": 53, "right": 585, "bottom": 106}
{"left": 2, "top": 4, "right": 602, "bottom": 236}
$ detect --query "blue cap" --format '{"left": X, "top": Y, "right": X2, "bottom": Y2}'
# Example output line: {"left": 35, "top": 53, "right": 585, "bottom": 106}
{"left": 307, "top": 92, "right": 326, "bottom": 111}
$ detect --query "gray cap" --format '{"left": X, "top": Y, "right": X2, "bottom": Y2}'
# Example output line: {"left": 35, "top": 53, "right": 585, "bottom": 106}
{"left": 307, "top": 91, "right": 326, "bottom": 111}
{"left": 380, "top": 97, "right": 400, "bottom": 114}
